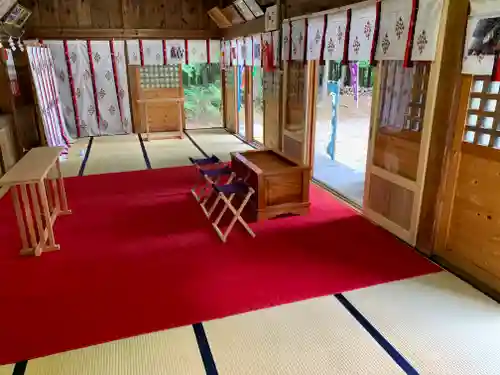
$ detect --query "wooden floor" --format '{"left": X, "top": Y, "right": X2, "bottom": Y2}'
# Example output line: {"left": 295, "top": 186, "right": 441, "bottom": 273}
{"left": 2, "top": 130, "right": 500, "bottom": 375}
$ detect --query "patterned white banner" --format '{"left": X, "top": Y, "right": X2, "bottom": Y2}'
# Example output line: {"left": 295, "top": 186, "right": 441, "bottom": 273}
{"left": 237, "top": 38, "right": 245, "bottom": 66}
{"left": 66, "top": 41, "right": 98, "bottom": 136}
{"left": 471, "top": 0, "right": 500, "bottom": 17}
{"left": 187, "top": 40, "right": 208, "bottom": 64}
{"left": 348, "top": 4, "right": 377, "bottom": 61}
{"left": 46, "top": 40, "right": 78, "bottom": 138}
{"left": 291, "top": 18, "right": 306, "bottom": 61}
{"left": 89, "top": 41, "right": 126, "bottom": 135}
{"left": 112, "top": 40, "right": 132, "bottom": 134}
{"left": 27, "top": 46, "right": 70, "bottom": 151}
{"left": 126, "top": 40, "right": 140, "bottom": 65}
{"left": 244, "top": 36, "right": 253, "bottom": 66}
{"left": 231, "top": 39, "right": 238, "bottom": 66}
{"left": 323, "top": 12, "right": 348, "bottom": 61}
{"left": 252, "top": 34, "right": 262, "bottom": 66}
{"left": 307, "top": 16, "right": 325, "bottom": 61}
{"left": 272, "top": 31, "right": 280, "bottom": 67}
{"left": 412, "top": 0, "right": 443, "bottom": 61}
{"left": 282, "top": 22, "right": 290, "bottom": 61}
{"left": 375, "top": 0, "right": 413, "bottom": 60}
{"left": 209, "top": 40, "right": 221, "bottom": 64}
{"left": 165, "top": 39, "right": 186, "bottom": 64}
{"left": 141, "top": 40, "right": 164, "bottom": 65}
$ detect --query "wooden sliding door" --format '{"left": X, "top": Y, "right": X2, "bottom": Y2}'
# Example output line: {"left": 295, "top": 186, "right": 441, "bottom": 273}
{"left": 364, "top": 61, "right": 432, "bottom": 245}
{"left": 282, "top": 60, "right": 317, "bottom": 165}
{"left": 223, "top": 67, "right": 238, "bottom": 133}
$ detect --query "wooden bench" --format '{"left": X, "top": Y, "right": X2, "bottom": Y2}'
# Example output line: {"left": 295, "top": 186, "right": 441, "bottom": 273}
{"left": 0, "top": 147, "right": 71, "bottom": 256}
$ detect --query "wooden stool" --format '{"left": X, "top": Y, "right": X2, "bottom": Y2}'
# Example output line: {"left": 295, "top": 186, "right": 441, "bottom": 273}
{"left": 0, "top": 147, "right": 71, "bottom": 256}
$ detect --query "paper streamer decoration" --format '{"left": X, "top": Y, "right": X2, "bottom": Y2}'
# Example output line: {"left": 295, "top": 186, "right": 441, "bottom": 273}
{"left": 282, "top": 22, "right": 291, "bottom": 61}
{"left": 348, "top": 4, "right": 377, "bottom": 61}
{"left": 126, "top": 40, "right": 140, "bottom": 65}
{"left": 307, "top": 16, "right": 325, "bottom": 60}
{"left": 323, "top": 11, "right": 349, "bottom": 62}
{"left": 230, "top": 39, "right": 238, "bottom": 66}
{"left": 375, "top": 0, "right": 413, "bottom": 60}
{"left": 291, "top": 18, "right": 307, "bottom": 61}
{"left": 237, "top": 38, "right": 245, "bottom": 66}
{"left": 411, "top": 0, "right": 443, "bottom": 61}
{"left": 165, "top": 39, "right": 186, "bottom": 64}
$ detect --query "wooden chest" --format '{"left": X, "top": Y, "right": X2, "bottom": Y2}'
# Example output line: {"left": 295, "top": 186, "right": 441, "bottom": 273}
{"left": 230, "top": 149, "right": 311, "bottom": 221}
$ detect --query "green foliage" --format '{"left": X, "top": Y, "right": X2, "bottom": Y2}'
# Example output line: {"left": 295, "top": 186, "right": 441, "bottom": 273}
{"left": 182, "top": 63, "right": 222, "bottom": 123}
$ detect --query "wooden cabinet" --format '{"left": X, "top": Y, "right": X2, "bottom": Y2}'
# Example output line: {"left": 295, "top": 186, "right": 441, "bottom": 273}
{"left": 129, "top": 65, "right": 185, "bottom": 139}
{"left": 231, "top": 149, "right": 311, "bottom": 221}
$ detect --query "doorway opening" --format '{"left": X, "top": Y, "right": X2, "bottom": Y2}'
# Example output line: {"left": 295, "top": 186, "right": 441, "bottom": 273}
{"left": 313, "top": 61, "right": 373, "bottom": 206}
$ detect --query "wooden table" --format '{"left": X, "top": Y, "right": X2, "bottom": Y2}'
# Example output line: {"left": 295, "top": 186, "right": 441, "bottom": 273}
{"left": 230, "top": 149, "right": 311, "bottom": 221}
{"left": 0, "top": 147, "right": 71, "bottom": 256}
{"left": 137, "top": 97, "right": 185, "bottom": 141}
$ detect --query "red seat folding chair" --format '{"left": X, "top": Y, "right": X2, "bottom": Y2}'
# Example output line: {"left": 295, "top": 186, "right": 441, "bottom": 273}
{"left": 189, "top": 154, "right": 226, "bottom": 203}
{"left": 210, "top": 180, "right": 255, "bottom": 242}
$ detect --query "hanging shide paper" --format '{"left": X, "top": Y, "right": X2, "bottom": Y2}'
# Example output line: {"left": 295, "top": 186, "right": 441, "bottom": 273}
{"left": 306, "top": 16, "right": 325, "bottom": 61}
{"left": 348, "top": 4, "right": 377, "bottom": 62}
{"left": 411, "top": 0, "right": 443, "bottom": 61}
{"left": 187, "top": 40, "right": 208, "bottom": 64}
{"left": 323, "top": 11, "right": 348, "bottom": 62}
{"left": 291, "top": 18, "right": 307, "bottom": 61}
{"left": 282, "top": 22, "right": 291, "bottom": 61}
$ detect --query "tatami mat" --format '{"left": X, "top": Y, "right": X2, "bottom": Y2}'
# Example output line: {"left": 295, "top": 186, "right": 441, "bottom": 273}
{"left": 204, "top": 296, "right": 404, "bottom": 375}
{"left": 143, "top": 134, "right": 203, "bottom": 169}
{"left": 25, "top": 326, "right": 205, "bottom": 375}
{"left": 59, "top": 138, "right": 90, "bottom": 178}
{"left": 186, "top": 129, "right": 253, "bottom": 161}
{"left": 344, "top": 271, "right": 500, "bottom": 375}
{"left": 0, "top": 364, "right": 13, "bottom": 375}
{"left": 84, "top": 134, "right": 146, "bottom": 175}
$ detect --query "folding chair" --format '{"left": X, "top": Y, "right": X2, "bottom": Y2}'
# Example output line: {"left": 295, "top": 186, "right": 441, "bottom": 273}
{"left": 189, "top": 154, "right": 226, "bottom": 203}
{"left": 210, "top": 180, "right": 255, "bottom": 242}
{"left": 197, "top": 166, "right": 235, "bottom": 217}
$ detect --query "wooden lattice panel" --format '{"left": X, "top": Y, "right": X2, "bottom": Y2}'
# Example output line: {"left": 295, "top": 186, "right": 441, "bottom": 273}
{"left": 463, "top": 76, "right": 500, "bottom": 149}
{"left": 405, "top": 62, "right": 430, "bottom": 132}
{"left": 378, "top": 61, "right": 430, "bottom": 134}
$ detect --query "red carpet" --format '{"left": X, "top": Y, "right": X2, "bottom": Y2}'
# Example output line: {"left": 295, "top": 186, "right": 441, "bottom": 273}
{"left": 0, "top": 166, "right": 439, "bottom": 364}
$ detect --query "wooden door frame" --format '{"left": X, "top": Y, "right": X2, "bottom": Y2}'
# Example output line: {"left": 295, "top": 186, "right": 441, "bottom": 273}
{"left": 363, "top": 0, "right": 454, "bottom": 246}
{"left": 245, "top": 66, "right": 254, "bottom": 141}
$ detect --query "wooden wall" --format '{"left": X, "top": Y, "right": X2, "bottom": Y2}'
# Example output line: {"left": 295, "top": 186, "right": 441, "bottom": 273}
{"left": 20, "top": 0, "right": 221, "bottom": 39}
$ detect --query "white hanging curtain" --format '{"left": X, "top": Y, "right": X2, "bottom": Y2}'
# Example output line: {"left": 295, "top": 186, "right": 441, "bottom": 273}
{"left": 379, "top": 61, "right": 414, "bottom": 131}
{"left": 89, "top": 41, "right": 128, "bottom": 135}
{"left": 252, "top": 34, "right": 262, "bottom": 66}
{"left": 307, "top": 16, "right": 325, "bottom": 61}
{"left": 282, "top": 22, "right": 291, "bottom": 61}
{"left": 165, "top": 40, "right": 186, "bottom": 65}
{"left": 209, "top": 40, "right": 221, "bottom": 64}
{"left": 323, "top": 11, "right": 348, "bottom": 61}
{"left": 141, "top": 40, "right": 164, "bottom": 65}
{"left": 230, "top": 39, "right": 238, "bottom": 66}
{"left": 291, "top": 18, "right": 307, "bottom": 61}
{"left": 188, "top": 40, "right": 208, "bottom": 64}
{"left": 244, "top": 37, "right": 253, "bottom": 66}
{"left": 112, "top": 41, "right": 133, "bottom": 133}
{"left": 237, "top": 38, "right": 245, "bottom": 66}
{"left": 45, "top": 40, "right": 78, "bottom": 138}
{"left": 126, "top": 40, "right": 140, "bottom": 65}
{"left": 462, "top": 0, "right": 500, "bottom": 75}
{"left": 348, "top": 4, "right": 377, "bottom": 61}
{"left": 411, "top": 0, "right": 443, "bottom": 61}
{"left": 27, "top": 46, "right": 71, "bottom": 152}
{"left": 375, "top": 0, "right": 413, "bottom": 61}
{"left": 66, "top": 41, "right": 99, "bottom": 137}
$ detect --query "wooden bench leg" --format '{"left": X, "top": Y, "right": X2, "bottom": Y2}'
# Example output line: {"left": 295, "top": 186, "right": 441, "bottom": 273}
{"left": 11, "top": 186, "right": 29, "bottom": 252}
{"left": 56, "top": 159, "right": 71, "bottom": 215}
{"left": 37, "top": 180, "right": 59, "bottom": 253}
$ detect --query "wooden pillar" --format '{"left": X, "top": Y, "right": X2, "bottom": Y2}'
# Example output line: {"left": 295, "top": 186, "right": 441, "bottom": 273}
{"left": 416, "top": 0, "right": 470, "bottom": 254}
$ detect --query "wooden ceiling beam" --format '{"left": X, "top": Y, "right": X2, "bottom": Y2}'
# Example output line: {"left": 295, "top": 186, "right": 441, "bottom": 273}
{"left": 25, "top": 27, "right": 222, "bottom": 40}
